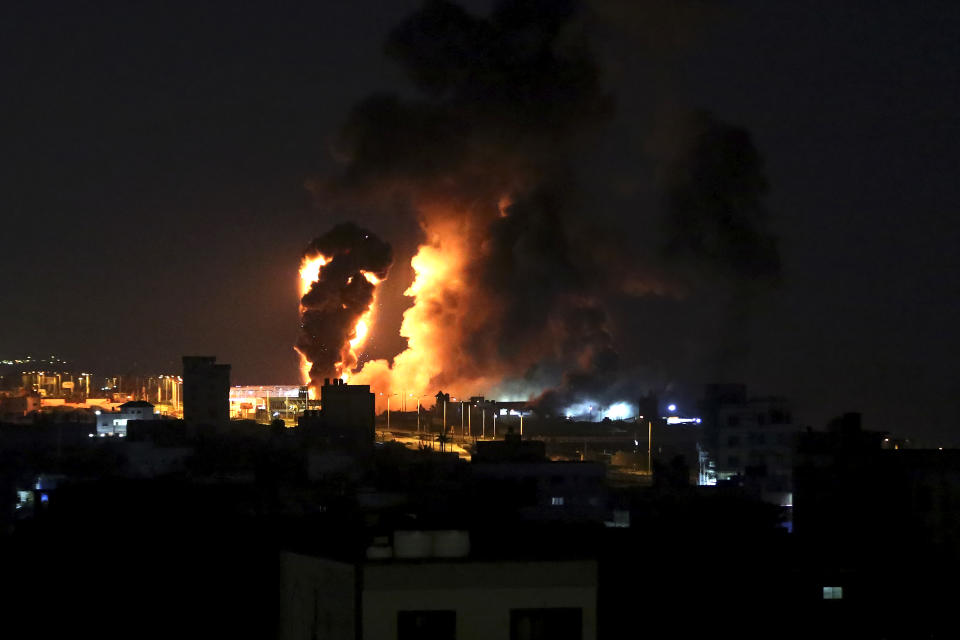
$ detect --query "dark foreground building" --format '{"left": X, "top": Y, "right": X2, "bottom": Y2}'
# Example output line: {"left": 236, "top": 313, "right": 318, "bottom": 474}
{"left": 280, "top": 530, "right": 597, "bottom": 640}
{"left": 182, "top": 355, "right": 230, "bottom": 424}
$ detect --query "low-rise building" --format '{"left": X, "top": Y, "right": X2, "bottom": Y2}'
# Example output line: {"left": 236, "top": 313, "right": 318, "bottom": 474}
{"left": 96, "top": 400, "right": 155, "bottom": 436}
{"left": 280, "top": 530, "right": 597, "bottom": 640}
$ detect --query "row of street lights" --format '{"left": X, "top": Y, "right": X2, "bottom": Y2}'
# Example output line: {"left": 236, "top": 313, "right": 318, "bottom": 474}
{"left": 379, "top": 392, "right": 434, "bottom": 433}
{"left": 378, "top": 392, "right": 522, "bottom": 440}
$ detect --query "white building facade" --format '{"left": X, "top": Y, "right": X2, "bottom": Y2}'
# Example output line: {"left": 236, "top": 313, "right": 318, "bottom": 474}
{"left": 96, "top": 400, "right": 155, "bottom": 436}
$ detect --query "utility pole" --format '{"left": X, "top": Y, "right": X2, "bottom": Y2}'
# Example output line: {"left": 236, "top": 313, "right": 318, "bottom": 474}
{"left": 648, "top": 419, "right": 653, "bottom": 476}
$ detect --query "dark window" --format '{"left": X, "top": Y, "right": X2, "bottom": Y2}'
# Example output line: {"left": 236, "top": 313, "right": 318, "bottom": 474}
{"left": 727, "top": 415, "right": 740, "bottom": 427}
{"left": 510, "top": 608, "right": 582, "bottom": 640}
{"left": 728, "top": 456, "right": 740, "bottom": 467}
{"left": 398, "top": 610, "right": 456, "bottom": 640}
{"left": 727, "top": 435, "right": 740, "bottom": 446}
{"left": 757, "top": 413, "right": 767, "bottom": 426}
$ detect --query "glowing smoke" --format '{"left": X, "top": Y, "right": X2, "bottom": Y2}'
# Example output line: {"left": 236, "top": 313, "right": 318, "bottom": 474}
{"left": 295, "top": 223, "right": 392, "bottom": 394}
{"left": 304, "top": 0, "right": 780, "bottom": 412}
{"left": 312, "top": 0, "right": 617, "bottom": 408}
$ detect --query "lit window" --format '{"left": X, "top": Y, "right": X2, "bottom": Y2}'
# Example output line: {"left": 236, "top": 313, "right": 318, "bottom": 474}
{"left": 551, "top": 497, "right": 564, "bottom": 506}
{"left": 823, "top": 586, "right": 843, "bottom": 600}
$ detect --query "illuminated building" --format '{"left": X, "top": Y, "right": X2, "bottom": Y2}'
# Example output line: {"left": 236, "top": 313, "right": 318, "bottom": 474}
{"left": 96, "top": 400, "right": 155, "bottom": 436}
{"left": 229, "top": 385, "right": 303, "bottom": 422}
{"left": 182, "top": 356, "right": 231, "bottom": 424}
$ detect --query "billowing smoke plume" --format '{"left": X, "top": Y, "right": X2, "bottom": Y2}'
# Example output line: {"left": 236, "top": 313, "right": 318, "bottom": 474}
{"left": 660, "top": 110, "right": 780, "bottom": 284}
{"left": 308, "top": 0, "right": 616, "bottom": 406}
{"left": 306, "top": 0, "right": 780, "bottom": 414}
{"left": 296, "top": 223, "right": 392, "bottom": 391}
{"left": 657, "top": 110, "right": 781, "bottom": 379}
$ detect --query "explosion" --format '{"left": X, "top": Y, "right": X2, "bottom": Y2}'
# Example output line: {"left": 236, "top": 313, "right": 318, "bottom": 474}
{"left": 295, "top": 223, "right": 392, "bottom": 397}
{"left": 299, "top": 0, "right": 780, "bottom": 414}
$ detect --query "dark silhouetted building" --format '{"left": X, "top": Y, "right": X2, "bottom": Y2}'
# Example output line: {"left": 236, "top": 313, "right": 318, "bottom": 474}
{"left": 791, "top": 413, "right": 960, "bottom": 636}
{"left": 699, "top": 383, "right": 797, "bottom": 505}
{"left": 182, "top": 356, "right": 230, "bottom": 424}
{"left": 321, "top": 378, "right": 374, "bottom": 434}
{"left": 298, "top": 379, "right": 375, "bottom": 461}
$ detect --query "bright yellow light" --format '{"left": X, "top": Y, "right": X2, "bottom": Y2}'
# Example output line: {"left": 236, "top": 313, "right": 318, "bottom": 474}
{"left": 299, "top": 254, "right": 328, "bottom": 299}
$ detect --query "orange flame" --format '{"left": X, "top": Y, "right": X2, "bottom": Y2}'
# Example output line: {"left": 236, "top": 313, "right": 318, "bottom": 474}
{"left": 348, "top": 202, "right": 505, "bottom": 411}
{"left": 296, "top": 254, "right": 381, "bottom": 396}
{"left": 296, "top": 254, "right": 328, "bottom": 397}
{"left": 298, "top": 198, "right": 512, "bottom": 412}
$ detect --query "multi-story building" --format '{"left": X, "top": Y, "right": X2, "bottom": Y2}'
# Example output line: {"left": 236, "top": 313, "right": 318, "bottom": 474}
{"left": 472, "top": 432, "right": 608, "bottom": 523}
{"left": 280, "top": 530, "right": 597, "bottom": 640}
{"left": 699, "top": 384, "right": 798, "bottom": 506}
{"left": 182, "top": 356, "right": 231, "bottom": 424}
{"left": 298, "top": 379, "right": 375, "bottom": 454}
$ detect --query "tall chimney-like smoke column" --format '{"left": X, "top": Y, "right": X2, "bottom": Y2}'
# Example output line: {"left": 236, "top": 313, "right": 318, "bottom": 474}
{"left": 295, "top": 223, "right": 392, "bottom": 394}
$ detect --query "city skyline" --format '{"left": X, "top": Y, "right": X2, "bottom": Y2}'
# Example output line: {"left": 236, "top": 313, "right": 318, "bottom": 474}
{"left": 2, "top": 1, "right": 958, "bottom": 444}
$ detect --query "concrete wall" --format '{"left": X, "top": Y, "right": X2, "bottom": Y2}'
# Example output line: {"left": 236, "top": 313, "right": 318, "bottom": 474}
{"left": 361, "top": 560, "right": 597, "bottom": 640}
{"left": 279, "top": 553, "right": 356, "bottom": 640}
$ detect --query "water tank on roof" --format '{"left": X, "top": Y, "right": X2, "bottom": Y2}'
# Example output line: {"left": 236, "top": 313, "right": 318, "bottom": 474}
{"left": 431, "top": 530, "right": 470, "bottom": 558}
{"left": 393, "top": 530, "right": 432, "bottom": 558}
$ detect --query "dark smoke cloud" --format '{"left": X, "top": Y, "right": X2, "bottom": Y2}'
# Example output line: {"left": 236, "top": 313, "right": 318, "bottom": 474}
{"left": 653, "top": 111, "right": 781, "bottom": 381}
{"left": 297, "top": 223, "right": 392, "bottom": 387}
{"left": 307, "top": 0, "right": 781, "bottom": 412}
{"left": 660, "top": 110, "right": 780, "bottom": 284}
{"left": 322, "top": 0, "right": 612, "bottom": 203}
{"left": 314, "top": 0, "right": 620, "bottom": 397}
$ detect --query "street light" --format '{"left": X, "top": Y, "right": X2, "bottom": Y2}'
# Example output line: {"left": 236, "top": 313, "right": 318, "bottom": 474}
{"left": 385, "top": 393, "right": 398, "bottom": 430}
{"left": 415, "top": 395, "right": 430, "bottom": 433}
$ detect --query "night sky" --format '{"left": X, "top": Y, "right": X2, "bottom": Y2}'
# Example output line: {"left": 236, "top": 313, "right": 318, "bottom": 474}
{"left": 2, "top": 1, "right": 958, "bottom": 444}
